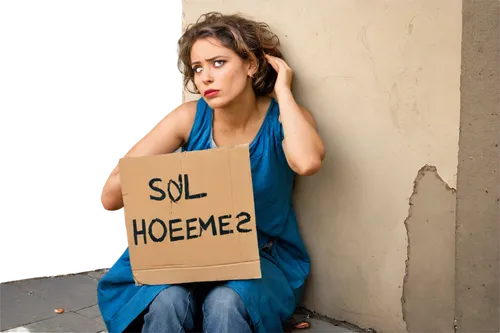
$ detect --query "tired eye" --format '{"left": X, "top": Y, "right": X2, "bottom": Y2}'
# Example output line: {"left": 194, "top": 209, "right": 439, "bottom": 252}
{"left": 192, "top": 60, "right": 225, "bottom": 73}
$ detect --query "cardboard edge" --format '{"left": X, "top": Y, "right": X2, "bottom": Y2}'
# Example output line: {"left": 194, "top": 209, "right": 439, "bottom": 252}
{"left": 132, "top": 260, "right": 262, "bottom": 286}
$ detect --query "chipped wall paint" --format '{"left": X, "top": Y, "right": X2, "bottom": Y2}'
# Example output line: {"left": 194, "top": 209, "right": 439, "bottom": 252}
{"left": 181, "top": 1, "right": 462, "bottom": 332}
{"left": 402, "top": 166, "right": 456, "bottom": 333}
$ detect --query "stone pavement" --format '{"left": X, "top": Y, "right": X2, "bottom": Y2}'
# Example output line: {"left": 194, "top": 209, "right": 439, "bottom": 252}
{"left": 1, "top": 270, "right": 355, "bottom": 333}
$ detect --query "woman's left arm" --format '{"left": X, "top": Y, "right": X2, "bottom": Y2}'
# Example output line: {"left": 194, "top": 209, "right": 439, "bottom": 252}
{"left": 265, "top": 55, "right": 325, "bottom": 176}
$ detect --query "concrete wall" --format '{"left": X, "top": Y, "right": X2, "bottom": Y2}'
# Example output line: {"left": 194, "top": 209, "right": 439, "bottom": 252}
{"left": 455, "top": 1, "right": 500, "bottom": 332}
{"left": 182, "top": 1, "right": 462, "bottom": 332}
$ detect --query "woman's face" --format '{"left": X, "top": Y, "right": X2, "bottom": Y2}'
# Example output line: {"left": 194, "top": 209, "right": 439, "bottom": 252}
{"left": 190, "top": 37, "right": 254, "bottom": 108}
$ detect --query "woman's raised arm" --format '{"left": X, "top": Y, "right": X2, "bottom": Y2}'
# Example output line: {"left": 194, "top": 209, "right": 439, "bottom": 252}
{"left": 100, "top": 101, "right": 197, "bottom": 211}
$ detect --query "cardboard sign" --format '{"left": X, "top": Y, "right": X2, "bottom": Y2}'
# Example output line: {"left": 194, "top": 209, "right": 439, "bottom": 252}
{"left": 119, "top": 145, "right": 261, "bottom": 285}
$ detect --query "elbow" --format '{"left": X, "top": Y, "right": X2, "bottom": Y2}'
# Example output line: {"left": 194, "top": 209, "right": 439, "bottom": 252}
{"left": 298, "top": 143, "right": 325, "bottom": 176}
{"left": 293, "top": 157, "right": 323, "bottom": 176}
{"left": 318, "top": 144, "right": 326, "bottom": 161}
{"left": 101, "top": 169, "right": 124, "bottom": 211}
{"left": 101, "top": 195, "right": 115, "bottom": 211}
{"left": 101, "top": 192, "right": 122, "bottom": 211}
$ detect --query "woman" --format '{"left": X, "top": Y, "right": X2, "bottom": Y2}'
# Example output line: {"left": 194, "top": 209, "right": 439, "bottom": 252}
{"left": 97, "top": 11, "right": 325, "bottom": 333}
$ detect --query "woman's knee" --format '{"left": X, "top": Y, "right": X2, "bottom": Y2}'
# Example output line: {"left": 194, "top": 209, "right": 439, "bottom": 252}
{"left": 142, "top": 285, "right": 197, "bottom": 333}
{"left": 148, "top": 285, "right": 191, "bottom": 314}
{"left": 202, "top": 286, "right": 247, "bottom": 316}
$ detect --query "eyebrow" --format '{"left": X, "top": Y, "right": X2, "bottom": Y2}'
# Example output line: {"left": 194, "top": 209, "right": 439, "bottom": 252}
{"left": 191, "top": 56, "right": 228, "bottom": 65}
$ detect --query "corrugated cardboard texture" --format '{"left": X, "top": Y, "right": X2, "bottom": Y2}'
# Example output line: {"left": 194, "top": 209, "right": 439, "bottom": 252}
{"left": 119, "top": 145, "right": 261, "bottom": 285}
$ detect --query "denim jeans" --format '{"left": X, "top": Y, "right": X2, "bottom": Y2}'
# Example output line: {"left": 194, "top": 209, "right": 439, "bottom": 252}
{"left": 141, "top": 283, "right": 252, "bottom": 333}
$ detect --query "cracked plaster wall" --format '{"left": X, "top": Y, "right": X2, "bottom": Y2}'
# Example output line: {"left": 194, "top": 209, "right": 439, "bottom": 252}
{"left": 402, "top": 166, "right": 456, "bottom": 333}
{"left": 181, "top": 1, "right": 462, "bottom": 332}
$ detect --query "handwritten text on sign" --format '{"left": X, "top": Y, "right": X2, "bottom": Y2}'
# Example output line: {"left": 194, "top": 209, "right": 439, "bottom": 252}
{"left": 132, "top": 174, "right": 252, "bottom": 246}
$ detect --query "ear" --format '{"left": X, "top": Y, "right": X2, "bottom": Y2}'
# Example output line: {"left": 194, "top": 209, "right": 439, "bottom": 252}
{"left": 246, "top": 55, "right": 258, "bottom": 78}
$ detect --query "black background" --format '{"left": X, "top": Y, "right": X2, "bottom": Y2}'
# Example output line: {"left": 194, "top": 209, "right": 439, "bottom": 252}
{"left": 0, "top": 2, "right": 178, "bottom": 280}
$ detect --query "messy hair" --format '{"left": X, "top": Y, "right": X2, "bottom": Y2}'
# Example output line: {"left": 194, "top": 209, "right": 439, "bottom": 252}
{"left": 177, "top": 12, "right": 283, "bottom": 96}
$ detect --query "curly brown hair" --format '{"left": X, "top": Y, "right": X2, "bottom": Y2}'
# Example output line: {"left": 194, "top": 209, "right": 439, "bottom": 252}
{"left": 177, "top": 12, "right": 283, "bottom": 96}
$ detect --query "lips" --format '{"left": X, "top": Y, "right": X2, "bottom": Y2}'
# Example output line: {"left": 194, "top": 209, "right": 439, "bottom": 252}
{"left": 204, "top": 89, "right": 219, "bottom": 97}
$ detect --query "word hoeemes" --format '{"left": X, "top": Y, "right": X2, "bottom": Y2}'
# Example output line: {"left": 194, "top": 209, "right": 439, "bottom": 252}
{"left": 132, "top": 213, "right": 252, "bottom": 245}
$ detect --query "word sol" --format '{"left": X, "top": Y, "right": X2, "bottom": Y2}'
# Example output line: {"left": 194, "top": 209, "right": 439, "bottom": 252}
{"left": 149, "top": 174, "right": 207, "bottom": 203}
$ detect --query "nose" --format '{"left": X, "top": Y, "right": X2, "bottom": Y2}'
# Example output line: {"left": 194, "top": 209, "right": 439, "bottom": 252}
{"left": 200, "top": 68, "right": 214, "bottom": 85}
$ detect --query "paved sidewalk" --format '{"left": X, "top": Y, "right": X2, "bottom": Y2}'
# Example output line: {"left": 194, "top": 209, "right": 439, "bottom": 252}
{"left": 1, "top": 270, "right": 355, "bottom": 332}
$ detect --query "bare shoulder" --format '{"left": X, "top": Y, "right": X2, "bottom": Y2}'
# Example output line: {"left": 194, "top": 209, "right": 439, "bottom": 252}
{"left": 170, "top": 99, "right": 197, "bottom": 121}
{"left": 276, "top": 100, "right": 318, "bottom": 128}
{"left": 165, "top": 99, "right": 198, "bottom": 144}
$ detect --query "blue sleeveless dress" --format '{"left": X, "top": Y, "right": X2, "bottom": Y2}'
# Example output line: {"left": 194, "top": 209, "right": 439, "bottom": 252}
{"left": 97, "top": 97, "right": 310, "bottom": 333}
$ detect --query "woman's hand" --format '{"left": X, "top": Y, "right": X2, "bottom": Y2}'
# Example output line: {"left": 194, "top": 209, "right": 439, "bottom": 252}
{"left": 265, "top": 54, "right": 293, "bottom": 98}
